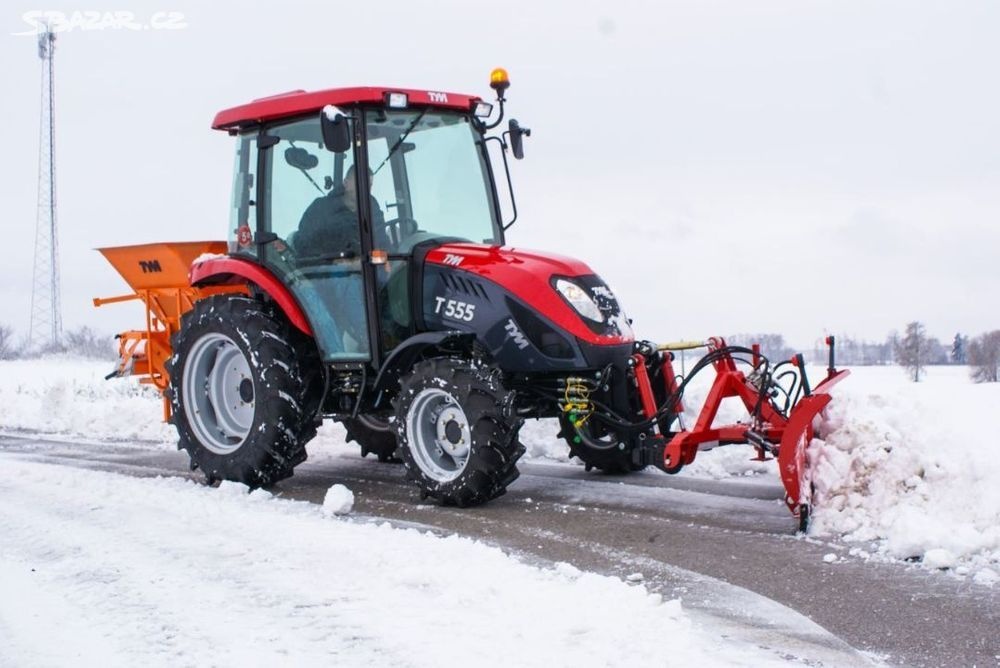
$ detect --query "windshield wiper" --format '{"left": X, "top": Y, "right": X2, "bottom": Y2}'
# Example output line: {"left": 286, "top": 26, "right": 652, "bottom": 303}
{"left": 287, "top": 141, "right": 325, "bottom": 194}
{"left": 372, "top": 108, "right": 427, "bottom": 176}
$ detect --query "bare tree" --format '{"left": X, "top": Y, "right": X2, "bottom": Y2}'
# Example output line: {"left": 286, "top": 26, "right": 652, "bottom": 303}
{"left": 0, "top": 324, "right": 16, "bottom": 360}
{"left": 885, "top": 330, "right": 900, "bottom": 364}
{"left": 725, "top": 333, "right": 795, "bottom": 362}
{"left": 925, "top": 337, "right": 950, "bottom": 365}
{"left": 968, "top": 331, "right": 1000, "bottom": 383}
{"left": 63, "top": 327, "right": 117, "bottom": 360}
{"left": 895, "top": 321, "right": 932, "bottom": 382}
{"left": 951, "top": 333, "right": 968, "bottom": 364}
{"left": 872, "top": 338, "right": 894, "bottom": 365}
{"left": 813, "top": 334, "right": 894, "bottom": 366}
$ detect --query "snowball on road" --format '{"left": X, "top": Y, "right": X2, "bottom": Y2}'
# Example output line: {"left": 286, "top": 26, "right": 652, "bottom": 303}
{"left": 322, "top": 483, "right": 355, "bottom": 516}
{"left": 0, "top": 459, "right": 788, "bottom": 667}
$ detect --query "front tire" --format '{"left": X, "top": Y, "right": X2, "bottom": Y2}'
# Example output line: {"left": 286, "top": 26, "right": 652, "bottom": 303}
{"left": 167, "top": 295, "right": 316, "bottom": 488}
{"left": 394, "top": 358, "right": 524, "bottom": 506}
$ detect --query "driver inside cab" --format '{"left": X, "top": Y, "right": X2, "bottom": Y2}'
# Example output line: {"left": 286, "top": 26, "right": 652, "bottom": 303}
{"left": 294, "top": 164, "right": 385, "bottom": 257}
{"left": 289, "top": 163, "right": 384, "bottom": 356}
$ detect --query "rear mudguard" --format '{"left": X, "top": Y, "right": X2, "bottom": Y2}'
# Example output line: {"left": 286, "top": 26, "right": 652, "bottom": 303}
{"left": 190, "top": 255, "right": 312, "bottom": 336}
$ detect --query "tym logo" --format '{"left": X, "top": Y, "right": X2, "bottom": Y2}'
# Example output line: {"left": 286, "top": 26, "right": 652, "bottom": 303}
{"left": 428, "top": 91, "right": 449, "bottom": 103}
{"left": 442, "top": 253, "right": 463, "bottom": 267}
{"left": 139, "top": 259, "right": 162, "bottom": 273}
{"left": 504, "top": 319, "right": 530, "bottom": 350}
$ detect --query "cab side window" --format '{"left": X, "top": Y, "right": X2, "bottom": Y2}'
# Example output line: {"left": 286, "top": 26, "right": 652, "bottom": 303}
{"left": 265, "top": 119, "right": 360, "bottom": 254}
{"left": 227, "top": 133, "right": 257, "bottom": 256}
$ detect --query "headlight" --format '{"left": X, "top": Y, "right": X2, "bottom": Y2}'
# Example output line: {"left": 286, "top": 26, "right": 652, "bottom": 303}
{"left": 554, "top": 278, "right": 604, "bottom": 323}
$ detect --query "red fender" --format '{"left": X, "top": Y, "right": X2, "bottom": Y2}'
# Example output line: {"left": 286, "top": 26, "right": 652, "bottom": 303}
{"left": 189, "top": 256, "right": 313, "bottom": 336}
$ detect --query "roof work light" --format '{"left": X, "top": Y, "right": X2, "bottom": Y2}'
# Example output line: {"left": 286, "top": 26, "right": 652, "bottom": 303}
{"left": 384, "top": 92, "right": 409, "bottom": 109}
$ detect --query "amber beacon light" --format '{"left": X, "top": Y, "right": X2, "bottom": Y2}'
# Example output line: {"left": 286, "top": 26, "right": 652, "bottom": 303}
{"left": 490, "top": 67, "right": 510, "bottom": 97}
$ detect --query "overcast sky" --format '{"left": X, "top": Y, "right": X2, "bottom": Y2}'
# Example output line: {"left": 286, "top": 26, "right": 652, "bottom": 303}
{"left": 1, "top": 0, "right": 997, "bottom": 349}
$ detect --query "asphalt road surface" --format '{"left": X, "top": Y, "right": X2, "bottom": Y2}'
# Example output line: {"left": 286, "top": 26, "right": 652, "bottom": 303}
{"left": 2, "top": 433, "right": 997, "bottom": 667}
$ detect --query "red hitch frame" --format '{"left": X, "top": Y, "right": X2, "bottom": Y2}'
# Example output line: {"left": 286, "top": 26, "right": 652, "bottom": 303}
{"left": 648, "top": 337, "right": 848, "bottom": 528}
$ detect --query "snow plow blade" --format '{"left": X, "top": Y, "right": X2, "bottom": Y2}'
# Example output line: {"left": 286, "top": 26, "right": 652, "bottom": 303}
{"left": 93, "top": 241, "right": 245, "bottom": 419}
{"left": 777, "top": 370, "right": 849, "bottom": 530}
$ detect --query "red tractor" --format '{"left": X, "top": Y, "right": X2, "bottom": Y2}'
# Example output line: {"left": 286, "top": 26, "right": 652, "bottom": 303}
{"left": 97, "top": 70, "right": 846, "bottom": 529}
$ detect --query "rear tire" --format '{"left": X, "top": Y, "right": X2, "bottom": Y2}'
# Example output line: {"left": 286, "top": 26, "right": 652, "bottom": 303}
{"left": 167, "top": 295, "right": 316, "bottom": 488}
{"left": 343, "top": 415, "right": 400, "bottom": 463}
{"left": 394, "top": 358, "right": 524, "bottom": 506}
{"left": 558, "top": 416, "right": 646, "bottom": 474}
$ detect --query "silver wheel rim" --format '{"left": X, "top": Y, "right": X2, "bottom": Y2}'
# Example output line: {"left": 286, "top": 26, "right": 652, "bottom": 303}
{"left": 405, "top": 388, "right": 472, "bottom": 483}
{"left": 182, "top": 333, "right": 255, "bottom": 455}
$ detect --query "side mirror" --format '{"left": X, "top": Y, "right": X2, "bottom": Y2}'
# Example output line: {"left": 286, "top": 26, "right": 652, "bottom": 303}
{"left": 508, "top": 118, "right": 531, "bottom": 160}
{"left": 320, "top": 106, "right": 351, "bottom": 153}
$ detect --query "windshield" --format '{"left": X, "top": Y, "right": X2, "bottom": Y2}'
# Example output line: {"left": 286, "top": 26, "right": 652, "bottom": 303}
{"left": 365, "top": 109, "right": 500, "bottom": 251}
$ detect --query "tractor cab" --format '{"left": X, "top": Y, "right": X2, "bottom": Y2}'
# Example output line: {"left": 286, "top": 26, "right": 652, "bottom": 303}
{"left": 216, "top": 83, "right": 519, "bottom": 365}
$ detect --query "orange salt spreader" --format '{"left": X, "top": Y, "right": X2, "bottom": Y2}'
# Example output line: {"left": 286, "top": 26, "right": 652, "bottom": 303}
{"left": 93, "top": 241, "right": 245, "bottom": 419}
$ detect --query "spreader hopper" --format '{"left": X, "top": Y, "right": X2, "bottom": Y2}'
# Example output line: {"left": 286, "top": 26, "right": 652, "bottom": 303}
{"left": 94, "top": 241, "right": 245, "bottom": 418}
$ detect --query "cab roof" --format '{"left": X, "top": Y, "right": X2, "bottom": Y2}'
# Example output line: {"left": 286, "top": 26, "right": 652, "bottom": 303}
{"left": 212, "top": 86, "right": 482, "bottom": 131}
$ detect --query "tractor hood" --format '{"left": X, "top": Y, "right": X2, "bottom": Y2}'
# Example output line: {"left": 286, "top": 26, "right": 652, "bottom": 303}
{"left": 424, "top": 243, "right": 633, "bottom": 346}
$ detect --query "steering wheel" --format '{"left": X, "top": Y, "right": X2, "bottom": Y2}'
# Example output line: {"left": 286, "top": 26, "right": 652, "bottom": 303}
{"left": 380, "top": 217, "right": 419, "bottom": 249}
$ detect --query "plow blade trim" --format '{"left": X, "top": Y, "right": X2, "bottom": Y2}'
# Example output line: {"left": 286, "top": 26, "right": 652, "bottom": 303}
{"left": 776, "top": 369, "right": 848, "bottom": 515}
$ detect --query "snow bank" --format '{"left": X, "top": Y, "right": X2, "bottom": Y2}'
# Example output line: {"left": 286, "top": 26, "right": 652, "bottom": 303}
{"left": 519, "top": 417, "right": 570, "bottom": 461}
{"left": 808, "top": 366, "right": 1000, "bottom": 580}
{"left": 0, "top": 459, "right": 784, "bottom": 667}
{"left": 0, "top": 356, "right": 174, "bottom": 443}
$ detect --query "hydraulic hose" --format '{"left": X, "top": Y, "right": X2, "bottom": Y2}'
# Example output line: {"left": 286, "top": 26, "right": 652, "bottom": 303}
{"left": 523, "top": 345, "right": 791, "bottom": 436}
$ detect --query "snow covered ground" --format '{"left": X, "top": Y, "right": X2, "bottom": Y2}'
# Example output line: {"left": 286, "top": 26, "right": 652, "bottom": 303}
{"left": 0, "top": 357, "right": 175, "bottom": 443}
{"left": 1, "top": 356, "right": 998, "bottom": 588}
{"left": 0, "top": 458, "right": 792, "bottom": 667}
{"left": 0, "top": 356, "right": 848, "bottom": 666}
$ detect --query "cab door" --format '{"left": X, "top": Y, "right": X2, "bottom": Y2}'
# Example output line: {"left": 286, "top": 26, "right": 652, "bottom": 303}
{"left": 256, "top": 115, "right": 373, "bottom": 362}
{"left": 364, "top": 111, "right": 419, "bottom": 354}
